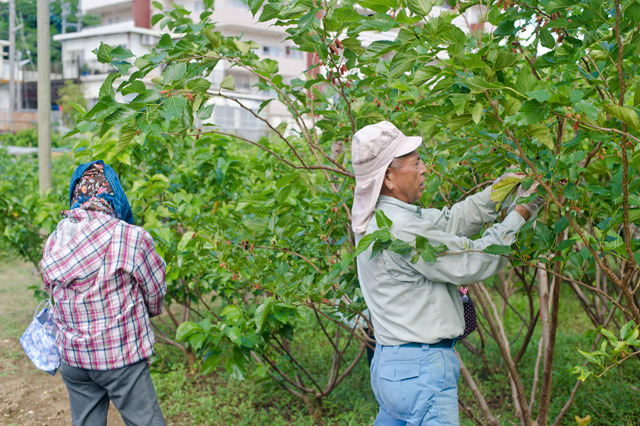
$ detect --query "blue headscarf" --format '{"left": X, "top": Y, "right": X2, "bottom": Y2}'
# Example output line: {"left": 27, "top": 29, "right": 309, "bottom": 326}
{"left": 69, "top": 160, "right": 135, "bottom": 225}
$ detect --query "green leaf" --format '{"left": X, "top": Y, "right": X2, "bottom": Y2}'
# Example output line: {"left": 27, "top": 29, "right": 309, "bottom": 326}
{"left": 204, "top": 28, "right": 221, "bottom": 48}
{"left": 448, "top": 115, "right": 472, "bottom": 132}
{"left": 298, "top": 7, "right": 320, "bottom": 31}
{"left": 414, "top": 235, "right": 446, "bottom": 263}
{"left": 483, "top": 244, "right": 513, "bottom": 255}
{"left": 178, "top": 231, "right": 195, "bottom": 251}
{"left": 577, "top": 348, "right": 601, "bottom": 365}
{"left": 162, "top": 62, "right": 187, "bottom": 84}
{"left": 197, "top": 103, "right": 214, "bottom": 120}
{"left": 620, "top": 321, "right": 636, "bottom": 341}
{"left": 406, "top": 0, "right": 434, "bottom": 16}
{"left": 151, "top": 13, "right": 164, "bottom": 26}
{"left": 259, "top": 4, "right": 280, "bottom": 22}
{"left": 117, "top": 125, "right": 138, "bottom": 154}
{"left": 96, "top": 43, "right": 113, "bottom": 64}
{"left": 201, "top": 353, "right": 222, "bottom": 375}
{"left": 131, "top": 89, "right": 161, "bottom": 105}
{"left": 514, "top": 68, "right": 537, "bottom": 94}
{"left": 187, "top": 78, "right": 212, "bottom": 92}
{"left": 370, "top": 238, "right": 392, "bottom": 258}
{"left": 164, "top": 96, "right": 188, "bottom": 118}
{"left": 99, "top": 73, "right": 119, "bottom": 99}
{"left": 626, "top": 1, "right": 640, "bottom": 22}
{"left": 539, "top": 28, "right": 556, "bottom": 49}
{"left": 494, "top": 20, "right": 517, "bottom": 37}
{"left": 570, "top": 90, "right": 584, "bottom": 103}
{"left": 574, "top": 100, "right": 599, "bottom": 121}
{"left": 472, "top": 102, "right": 483, "bottom": 124}
{"left": 412, "top": 65, "right": 442, "bottom": 85}
{"left": 176, "top": 321, "right": 200, "bottom": 341}
{"left": 255, "top": 299, "right": 272, "bottom": 333}
{"left": 535, "top": 223, "right": 555, "bottom": 247}
{"left": 388, "top": 50, "right": 417, "bottom": 79}
{"left": 66, "top": 101, "right": 87, "bottom": 115}
{"left": 375, "top": 210, "right": 393, "bottom": 229}
{"left": 341, "top": 37, "right": 365, "bottom": 55}
{"left": 358, "top": 0, "right": 397, "bottom": 13}
{"left": 526, "top": 89, "right": 551, "bottom": 103}
{"left": 121, "top": 80, "right": 147, "bottom": 95}
{"left": 465, "top": 75, "right": 504, "bottom": 91}
{"left": 518, "top": 101, "right": 550, "bottom": 125}
{"left": 110, "top": 45, "right": 134, "bottom": 60}
{"left": 354, "top": 233, "right": 376, "bottom": 257}
{"left": 603, "top": 105, "right": 640, "bottom": 130}
{"left": 572, "top": 365, "right": 594, "bottom": 382}
{"left": 220, "top": 75, "right": 235, "bottom": 91}
{"left": 563, "top": 182, "right": 580, "bottom": 200}
{"left": 244, "top": 216, "right": 269, "bottom": 234}
{"left": 554, "top": 239, "right": 576, "bottom": 252}
{"left": 601, "top": 328, "right": 618, "bottom": 343}
{"left": 389, "top": 239, "right": 413, "bottom": 255}
{"left": 232, "top": 39, "right": 256, "bottom": 55}
{"left": 490, "top": 176, "right": 522, "bottom": 203}
{"left": 528, "top": 124, "right": 554, "bottom": 150}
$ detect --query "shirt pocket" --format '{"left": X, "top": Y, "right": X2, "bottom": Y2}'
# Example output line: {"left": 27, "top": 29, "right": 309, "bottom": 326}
{"left": 381, "top": 250, "right": 419, "bottom": 285}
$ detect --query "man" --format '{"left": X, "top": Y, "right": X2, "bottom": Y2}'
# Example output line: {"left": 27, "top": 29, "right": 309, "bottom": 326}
{"left": 40, "top": 160, "right": 167, "bottom": 425}
{"left": 351, "top": 121, "right": 541, "bottom": 425}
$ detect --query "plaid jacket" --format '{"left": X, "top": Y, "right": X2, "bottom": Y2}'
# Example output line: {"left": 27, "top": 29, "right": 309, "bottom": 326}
{"left": 40, "top": 209, "right": 166, "bottom": 370}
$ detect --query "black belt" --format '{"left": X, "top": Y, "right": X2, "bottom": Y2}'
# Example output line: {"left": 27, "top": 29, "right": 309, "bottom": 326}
{"left": 399, "top": 339, "right": 456, "bottom": 349}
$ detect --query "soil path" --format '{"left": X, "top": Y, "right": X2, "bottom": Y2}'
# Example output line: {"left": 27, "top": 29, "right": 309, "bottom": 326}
{"left": 0, "top": 259, "right": 125, "bottom": 425}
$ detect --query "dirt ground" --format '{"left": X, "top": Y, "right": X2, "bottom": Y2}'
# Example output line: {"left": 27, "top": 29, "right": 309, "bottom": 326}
{"left": 0, "top": 259, "right": 125, "bottom": 426}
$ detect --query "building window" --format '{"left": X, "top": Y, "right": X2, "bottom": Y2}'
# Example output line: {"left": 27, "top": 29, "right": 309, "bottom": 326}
{"left": 231, "top": 0, "right": 248, "bottom": 8}
{"left": 234, "top": 75, "right": 252, "bottom": 91}
{"left": 286, "top": 46, "right": 303, "bottom": 59}
{"left": 262, "top": 46, "right": 280, "bottom": 57}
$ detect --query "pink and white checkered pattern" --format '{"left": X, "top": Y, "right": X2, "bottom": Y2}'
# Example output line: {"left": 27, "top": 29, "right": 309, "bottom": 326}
{"left": 40, "top": 209, "right": 166, "bottom": 370}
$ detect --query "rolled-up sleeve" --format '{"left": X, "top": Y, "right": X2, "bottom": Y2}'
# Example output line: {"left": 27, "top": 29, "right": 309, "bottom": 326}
{"left": 400, "top": 211, "right": 525, "bottom": 285}
{"left": 133, "top": 231, "right": 167, "bottom": 317}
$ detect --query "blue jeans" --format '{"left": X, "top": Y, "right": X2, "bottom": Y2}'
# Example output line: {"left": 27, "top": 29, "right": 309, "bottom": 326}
{"left": 370, "top": 343, "right": 461, "bottom": 425}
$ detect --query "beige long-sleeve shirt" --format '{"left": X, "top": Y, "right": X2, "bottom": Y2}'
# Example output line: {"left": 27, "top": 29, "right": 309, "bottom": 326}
{"left": 355, "top": 188, "right": 525, "bottom": 346}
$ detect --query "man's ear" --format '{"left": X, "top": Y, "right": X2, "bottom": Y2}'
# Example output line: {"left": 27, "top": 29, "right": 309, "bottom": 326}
{"left": 382, "top": 169, "right": 395, "bottom": 192}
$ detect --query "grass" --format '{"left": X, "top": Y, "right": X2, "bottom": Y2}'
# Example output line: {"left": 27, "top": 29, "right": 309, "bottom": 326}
{"left": 2, "top": 255, "right": 639, "bottom": 425}
{"left": 0, "top": 256, "right": 42, "bottom": 341}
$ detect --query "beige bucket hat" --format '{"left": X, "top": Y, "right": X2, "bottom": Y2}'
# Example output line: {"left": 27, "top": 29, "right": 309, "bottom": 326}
{"left": 351, "top": 121, "right": 423, "bottom": 234}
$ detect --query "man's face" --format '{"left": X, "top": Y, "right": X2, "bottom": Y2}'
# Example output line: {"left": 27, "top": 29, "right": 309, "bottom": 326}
{"left": 384, "top": 151, "right": 427, "bottom": 204}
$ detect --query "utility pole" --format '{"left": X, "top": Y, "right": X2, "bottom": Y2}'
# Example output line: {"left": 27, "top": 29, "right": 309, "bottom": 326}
{"left": 9, "top": 0, "right": 15, "bottom": 133}
{"left": 38, "top": 0, "right": 52, "bottom": 193}
{"left": 61, "top": 1, "right": 69, "bottom": 35}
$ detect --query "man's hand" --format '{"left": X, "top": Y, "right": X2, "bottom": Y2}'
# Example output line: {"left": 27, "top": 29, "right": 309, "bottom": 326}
{"left": 510, "top": 181, "right": 546, "bottom": 220}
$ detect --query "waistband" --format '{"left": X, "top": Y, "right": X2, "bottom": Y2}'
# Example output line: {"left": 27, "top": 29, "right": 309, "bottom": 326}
{"left": 396, "top": 338, "right": 456, "bottom": 349}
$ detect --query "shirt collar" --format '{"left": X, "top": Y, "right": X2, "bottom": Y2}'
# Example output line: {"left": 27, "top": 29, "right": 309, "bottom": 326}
{"left": 64, "top": 208, "right": 113, "bottom": 222}
{"left": 377, "top": 195, "right": 423, "bottom": 217}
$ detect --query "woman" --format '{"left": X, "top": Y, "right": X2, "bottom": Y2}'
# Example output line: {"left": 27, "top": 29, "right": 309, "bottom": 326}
{"left": 40, "top": 160, "right": 167, "bottom": 425}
